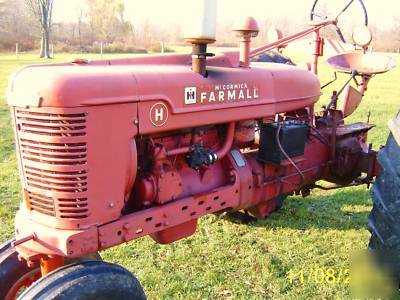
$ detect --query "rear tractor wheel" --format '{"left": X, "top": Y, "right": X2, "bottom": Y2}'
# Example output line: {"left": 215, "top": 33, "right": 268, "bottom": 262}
{"left": 19, "top": 261, "right": 147, "bottom": 300}
{"left": 368, "top": 132, "right": 400, "bottom": 279}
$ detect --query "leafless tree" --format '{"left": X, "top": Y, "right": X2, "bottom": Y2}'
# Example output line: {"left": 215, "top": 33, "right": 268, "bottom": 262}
{"left": 0, "top": 0, "right": 36, "bottom": 50}
{"left": 26, "top": 0, "right": 55, "bottom": 58}
{"left": 86, "top": 0, "right": 129, "bottom": 44}
{"left": 0, "top": 0, "right": 7, "bottom": 35}
{"left": 394, "top": 17, "right": 400, "bottom": 44}
{"left": 76, "top": 6, "right": 85, "bottom": 50}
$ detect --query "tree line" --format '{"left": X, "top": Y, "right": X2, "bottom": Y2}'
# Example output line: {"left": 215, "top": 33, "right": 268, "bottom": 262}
{"left": 0, "top": 0, "right": 399, "bottom": 57}
{"left": 0, "top": 0, "right": 183, "bottom": 57}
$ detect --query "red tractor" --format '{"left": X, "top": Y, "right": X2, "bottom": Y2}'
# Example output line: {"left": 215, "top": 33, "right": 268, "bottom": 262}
{"left": 1, "top": 0, "right": 397, "bottom": 298}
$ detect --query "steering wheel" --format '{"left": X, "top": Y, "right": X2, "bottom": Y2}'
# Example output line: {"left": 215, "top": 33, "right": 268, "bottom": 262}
{"left": 310, "top": 0, "right": 368, "bottom": 43}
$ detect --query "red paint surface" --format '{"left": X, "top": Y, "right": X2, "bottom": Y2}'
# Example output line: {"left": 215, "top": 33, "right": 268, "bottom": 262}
{"left": 7, "top": 22, "right": 378, "bottom": 261}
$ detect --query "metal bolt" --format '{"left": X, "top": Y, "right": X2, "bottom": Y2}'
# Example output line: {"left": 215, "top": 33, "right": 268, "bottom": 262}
{"left": 133, "top": 119, "right": 139, "bottom": 125}
{"left": 123, "top": 223, "right": 130, "bottom": 230}
{"left": 27, "top": 260, "right": 36, "bottom": 268}
{"left": 109, "top": 202, "right": 115, "bottom": 208}
{"left": 100, "top": 242, "right": 106, "bottom": 248}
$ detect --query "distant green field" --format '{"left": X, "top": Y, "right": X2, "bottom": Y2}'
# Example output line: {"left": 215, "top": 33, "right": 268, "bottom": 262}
{"left": 0, "top": 50, "right": 399, "bottom": 299}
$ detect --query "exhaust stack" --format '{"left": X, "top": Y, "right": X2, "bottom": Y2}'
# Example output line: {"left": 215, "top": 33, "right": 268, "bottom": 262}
{"left": 184, "top": 0, "right": 217, "bottom": 76}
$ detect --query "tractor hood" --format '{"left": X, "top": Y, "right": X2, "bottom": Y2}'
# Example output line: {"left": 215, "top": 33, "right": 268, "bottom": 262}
{"left": 8, "top": 53, "right": 320, "bottom": 109}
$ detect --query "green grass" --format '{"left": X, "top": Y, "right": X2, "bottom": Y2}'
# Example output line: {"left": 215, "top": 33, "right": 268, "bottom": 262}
{"left": 0, "top": 50, "right": 399, "bottom": 299}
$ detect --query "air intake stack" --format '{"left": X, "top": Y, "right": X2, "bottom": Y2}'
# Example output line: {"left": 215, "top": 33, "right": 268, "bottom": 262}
{"left": 233, "top": 16, "right": 259, "bottom": 68}
{"left": 184, "top": 0, "right": 217, "bottom": 76}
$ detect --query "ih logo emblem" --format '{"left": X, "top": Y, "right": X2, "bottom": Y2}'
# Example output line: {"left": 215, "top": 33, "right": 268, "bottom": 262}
{"left": 184, "top": 87, "right": 197, "bottom": 104}
{"left": 150, "top": 102, "right": 169, "bottom": 127}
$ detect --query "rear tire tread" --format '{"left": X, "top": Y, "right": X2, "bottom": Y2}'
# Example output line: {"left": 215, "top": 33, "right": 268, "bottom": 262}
{"left": 368, "top": 134, "right": 400, "bottom": 277}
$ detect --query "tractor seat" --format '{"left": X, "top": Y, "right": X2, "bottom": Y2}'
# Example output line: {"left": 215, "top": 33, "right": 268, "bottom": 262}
{"left": 327, "top": 52, "right": 396, "bottom": 75}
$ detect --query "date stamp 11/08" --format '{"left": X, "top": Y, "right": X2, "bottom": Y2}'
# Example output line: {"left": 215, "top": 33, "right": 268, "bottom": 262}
{"left": 287, "top": 268, "right": 350, "bottom": 285}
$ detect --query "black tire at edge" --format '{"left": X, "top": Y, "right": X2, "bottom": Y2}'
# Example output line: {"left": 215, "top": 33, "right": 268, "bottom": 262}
{"left": 0, "top": 239, "right": 41, "bottom": 299}
{"left": 368, "top": 133, "right": 400, "bottom": 278}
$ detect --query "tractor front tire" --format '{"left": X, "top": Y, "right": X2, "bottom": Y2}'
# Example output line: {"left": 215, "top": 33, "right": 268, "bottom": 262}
{"left": 368, "top": 133, "right": 400, "bottom": 278}
{"left": 18, "top": 261, "right": 146, "bottom": 300}
{"left": 0, "top": 238, "right": 103, "bottom": 299}
{"left": 0, "top": 239, "right": 41, "bottom": 300}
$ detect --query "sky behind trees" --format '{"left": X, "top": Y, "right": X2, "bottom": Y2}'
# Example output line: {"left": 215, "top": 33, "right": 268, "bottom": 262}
{"left": 53, "top": 0, "right": 398, "bottom": 30}
{"left": 1, "top": 0, "right": 398, "bottom": 53}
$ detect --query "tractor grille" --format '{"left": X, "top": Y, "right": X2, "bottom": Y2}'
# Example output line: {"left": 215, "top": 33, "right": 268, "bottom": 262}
{"left": 15, "top": 109, "right": 89, "bottom": 220}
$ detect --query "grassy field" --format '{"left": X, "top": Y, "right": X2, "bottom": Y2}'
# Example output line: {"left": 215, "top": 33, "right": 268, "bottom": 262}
{"left": 0, "top": 50, "right": 399, "bottom": 299}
